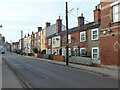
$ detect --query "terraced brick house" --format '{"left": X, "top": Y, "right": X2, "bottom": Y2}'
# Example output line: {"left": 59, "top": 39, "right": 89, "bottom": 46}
{"left": 100, "top": 0, "right": 120, "bottom": 66}
{"left": 45, "top": 17, "right": 66, "bottom": 55}
{"left": 61, "top": 6, "right": 101, "bottom": 64}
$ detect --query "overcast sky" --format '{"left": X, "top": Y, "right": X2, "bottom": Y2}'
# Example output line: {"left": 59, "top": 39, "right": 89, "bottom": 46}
{"left": 0, "top": 0, "right": 99, "bottom": 43}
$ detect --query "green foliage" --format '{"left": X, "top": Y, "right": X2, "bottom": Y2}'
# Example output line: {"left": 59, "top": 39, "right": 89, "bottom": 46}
{"left": 31, "top": 53, "right": 34, "bottom": 56}
{"left": 33, "top": 48, "right": 38, "bottom": 53}
{"left": 81, "top": 51, "right": 87, "bottom": 56}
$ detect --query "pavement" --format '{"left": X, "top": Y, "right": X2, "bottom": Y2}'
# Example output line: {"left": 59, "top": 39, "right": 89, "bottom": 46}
{"left": 23, "top": 55, "right": 119, "bottom": 79}
{"left": 2, "top": 52, "right": 119, "bottom": 88}
{"left": 0, "top": 54, "right": 24, "bottom": 89}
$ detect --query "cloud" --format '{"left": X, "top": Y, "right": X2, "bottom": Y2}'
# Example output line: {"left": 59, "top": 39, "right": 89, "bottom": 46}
{"left": 0, "top": 0, "right": 100, "bottom": 42}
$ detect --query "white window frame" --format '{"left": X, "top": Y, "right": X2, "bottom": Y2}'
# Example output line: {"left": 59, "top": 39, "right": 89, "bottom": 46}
{"left": 35, "top": 34, "right": 36, "bottom": 38}
{"left": 49, "top": 49, "right": 51, "bottom": 54}
{"left": 53, "top": 38, "right": 55, "bottom": 45}
{"left": 32, "top": 41, "right": 33, "bottom": 46}
{"left": 34, "top": 41, "right": 36, "bottom": 46}
{"left": 42, "top": 39, "right": 44, "bottom": 44}
{"left": 112, "top": 4, "right": 120, "bottom": 23}
{"left": 68, "top": 34, "right": 71, "bottom": 43}
{"left": 38, "top": 40, "right": 40, "bottom": 46}
{"left": 52, "top": 49, "right": 55, "bottom": 54}
{"left": 91, "top": 29, "right": 98, "bottom": 40}
{"left": 46, "top": 49, "right": 47, "bottom": 54}
{"left": 68, "top": 48, "right": 71, "bottom": 56}
{"left": 62, "top": 48, "right": 65, "bottom": 56}
{"left": 80, "top": 48, "right": 86, "bottom": 55}
{"left": 39, "top": 32, "right": 41, "bottom": 36}
{"left": 80, "top": 31, "right": 86, "bottom": 42}
{"left": 92, "top": 47, "right": 99, "bottom": 59}
{"left": 48, "top": 39, "right": 51, "bottom": 45}
{"left": 42, "top": 30, "right": 44, "bottom": 35}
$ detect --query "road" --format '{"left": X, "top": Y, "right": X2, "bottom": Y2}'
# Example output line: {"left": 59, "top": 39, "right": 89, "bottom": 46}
{"left": 3, "top": 52, "right": 118, "bottom": 88}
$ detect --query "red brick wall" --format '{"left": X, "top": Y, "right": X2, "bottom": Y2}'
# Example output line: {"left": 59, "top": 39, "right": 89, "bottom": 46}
{"left": 100, "top": 2, "right": 120, "bottom": 66}
{"left": 61, "top": 30, "right": 88, "bottom": 55}
{"left": 56, "top": 18, "right": 62, "bottom": 34}
{"left": 46, "top": 38, "right": 52, "bottom": 54}
{"left": 36, "top": 32, "right": 41, "bottom": 52}
{"left": 31, "top": 34, "right": 34, "bottom": 53}
{"left": 94, "top": 6, "right": 101, "bottom": 22}
{"left": 100, "top": 34, "right": 119, "bottom": 65}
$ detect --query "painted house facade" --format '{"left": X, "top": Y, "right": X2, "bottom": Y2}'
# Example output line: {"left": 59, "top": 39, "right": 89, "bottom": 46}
{"left": 46, "top": 17, "right": 66, "bottom": 55}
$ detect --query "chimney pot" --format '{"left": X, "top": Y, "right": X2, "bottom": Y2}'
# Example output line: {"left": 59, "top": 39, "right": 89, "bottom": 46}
{"left": 78, "top": 13, "right": 84, "bottom": 27}
{"left": 32, "top": 31, "right": 34, "bottom": 34}
{"left": 95, "top": 6, "right": 97, "bottom": 10}
{"left": 56, "top": 17, "right": 62, "bottom": 34}
{"left": 38, "top": 27, "right": 42, "bottom": 32}
{"left": 94, "top": 5, "right": 101, "bottom": 22}
{"left": 81, "top": 13, "right": 83, "bottom": 17}
{"left": 46, "top": 22, "right": 50, "bottom": 28}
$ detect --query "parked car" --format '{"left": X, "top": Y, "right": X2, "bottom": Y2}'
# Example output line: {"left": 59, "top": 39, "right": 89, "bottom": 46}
{"left": 1, "top": 51, "right": 5, "bottom": 54}
{"left": 16, "top": 50, "right": 21, "bottom": 54}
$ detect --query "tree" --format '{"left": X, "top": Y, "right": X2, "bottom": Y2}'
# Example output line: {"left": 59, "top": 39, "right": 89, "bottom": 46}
{"left": 33, "top": 48, "right": 38, "bottom": 53}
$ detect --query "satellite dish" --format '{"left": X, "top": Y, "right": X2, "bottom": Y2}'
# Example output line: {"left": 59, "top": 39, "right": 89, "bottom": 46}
{"left": 107, "top": 28, "right": 111, "bottom": 32}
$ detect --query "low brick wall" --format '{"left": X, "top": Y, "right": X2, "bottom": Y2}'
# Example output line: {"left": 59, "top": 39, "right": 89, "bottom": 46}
{"left": 69, "top": 56, "right": 92, "bottom": 65}
{"left": 52, "top": 55, "right": 63, "bottom": 62}
{"left": 26, "top": 53, "right": 28, "bottom": 56}
{"left": 44, "top": 54, "right": 49, "bottom": 59}
{"left": 38, "top": 54, "right": 44, "bottom": 58}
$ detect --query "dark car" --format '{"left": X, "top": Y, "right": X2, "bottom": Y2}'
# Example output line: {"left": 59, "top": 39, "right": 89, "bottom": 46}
{"left": 16, "top": 50, "right": 21, "bottom": 54}
{"left": 1, "top": 52, "right": 5, "bottom": 54}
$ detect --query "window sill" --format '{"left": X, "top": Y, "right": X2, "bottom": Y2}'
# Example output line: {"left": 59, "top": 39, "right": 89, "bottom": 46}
{"left": 91, "top": 39, "right": 99, "bottom": 41}
{"left": 92, "top": 58, "right": 99, "bottom": 60}
{"left": 112, "top": 21, "right": 120, "bottom": 24}
{"left": 80, "top": 41, "right": 86, "bottom": 42}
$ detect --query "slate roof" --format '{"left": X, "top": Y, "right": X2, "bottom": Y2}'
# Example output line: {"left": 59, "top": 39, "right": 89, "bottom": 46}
{"left": 46, "top": 21, "right": 100, "bottom": 38}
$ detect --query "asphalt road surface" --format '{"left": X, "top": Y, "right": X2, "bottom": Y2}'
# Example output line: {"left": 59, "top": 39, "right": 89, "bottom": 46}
{"left": 3, "top": 52, "right": 118, "bottom": 88}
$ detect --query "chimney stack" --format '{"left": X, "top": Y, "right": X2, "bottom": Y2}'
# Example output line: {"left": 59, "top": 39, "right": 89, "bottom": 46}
{"left": 56, "top": 16, "right": 62, "bottom": 34}
{"left": 94, "top": 5, "right": 101, "bottom": 22}
{"left": 78, "top": 13, "right": 84, "bottom": 27}
{"left": 46, "top": 22, "right": 50, "bottom": 28}
{"left": 32, "top": 31, "right": 34, "bottom": 35}
{"left": 38, "top": 27, "right": 42, "bottom": 32}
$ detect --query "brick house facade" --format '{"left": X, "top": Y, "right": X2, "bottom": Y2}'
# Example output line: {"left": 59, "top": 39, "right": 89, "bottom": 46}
{"left": 45, "top": 17, "right": 66, "bottom": 55}
{"left": 31, "top": 31, "right": 35, "bottom": 53}
{"left": 61, "top": 6, "right": 101, "bottom": 63}
{"left": 100, "top": 1, "right": 120, "bottom": 66}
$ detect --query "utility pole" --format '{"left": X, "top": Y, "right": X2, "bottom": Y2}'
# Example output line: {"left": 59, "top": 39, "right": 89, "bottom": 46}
{"left": 21, "top": 30, "right": 23, "bottom": 56}
{"left": 66, "top": 2, "right": 69, "bottom": 65}
{"left": 10, "top": 40, "right": 12, "bottom": 52}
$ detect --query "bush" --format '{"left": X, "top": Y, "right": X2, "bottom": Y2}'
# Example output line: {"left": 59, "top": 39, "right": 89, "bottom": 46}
{"left": 28, "top": 53, "right": 32, "bottom": 56}
{"left": 31, "top": 53, "right": 34, "bottom": 56}
{"left": 33, "top": 48, "right": 38, "bottom": 53}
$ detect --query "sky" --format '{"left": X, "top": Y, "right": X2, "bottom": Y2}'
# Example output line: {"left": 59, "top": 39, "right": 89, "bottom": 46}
{"left": 0, "top": 0, "right": 100, "bottom": 43}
